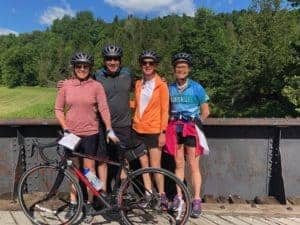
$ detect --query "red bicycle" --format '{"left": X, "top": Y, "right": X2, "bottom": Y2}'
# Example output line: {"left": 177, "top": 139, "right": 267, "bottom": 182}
{"left": 17, "top": 139, "right": 191, "bottom": 225}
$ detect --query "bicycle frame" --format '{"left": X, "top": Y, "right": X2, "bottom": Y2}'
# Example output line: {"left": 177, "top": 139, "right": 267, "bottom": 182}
{"left": 60, "top": 150, "right": 128, "bottom": 210}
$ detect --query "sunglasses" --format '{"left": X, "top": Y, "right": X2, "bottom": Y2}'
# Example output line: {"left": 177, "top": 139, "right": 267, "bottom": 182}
{"left": 75, "top": 64, "right": 90, "bottom": 70}
{"left": 141, "top": 61, "right": 155, "bottom": 66}
{"left": 105, "top": 57, "right": 120, "bottom": 61}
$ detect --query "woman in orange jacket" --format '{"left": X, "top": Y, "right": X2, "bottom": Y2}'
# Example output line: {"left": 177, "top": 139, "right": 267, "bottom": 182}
{"left": 131, "top": 50, "right": 169, "bottom": 209}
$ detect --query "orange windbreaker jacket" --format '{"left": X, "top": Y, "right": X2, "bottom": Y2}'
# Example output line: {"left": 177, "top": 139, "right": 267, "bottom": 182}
{"left": 131, "top": 75, "right": 169, "bottom": 134}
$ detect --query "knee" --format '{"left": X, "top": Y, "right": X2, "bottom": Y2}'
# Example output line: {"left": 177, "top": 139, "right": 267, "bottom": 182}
{"left": 187, "top": 161, "right": 200, "bottom": 173}
{"left": 174, "top": 158, "right": 185, "bottom": 169}
{"left": 150, "top": 162, "right": 161, "bottom": 168}
{"left": 139, "top": 154, "right": 149, "bottom": 166}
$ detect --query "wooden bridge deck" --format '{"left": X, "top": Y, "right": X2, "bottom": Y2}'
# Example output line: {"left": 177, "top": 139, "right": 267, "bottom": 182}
{"left": 1, "top": 203, "right": 300, "bottom": 225}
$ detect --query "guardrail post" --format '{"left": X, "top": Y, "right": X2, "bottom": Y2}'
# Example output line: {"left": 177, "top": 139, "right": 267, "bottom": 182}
{"left": 11, "top": 127, "right": 27, "bottom": 200}
{"left": 268, "top": 126, "right": 286, "bottom": 204}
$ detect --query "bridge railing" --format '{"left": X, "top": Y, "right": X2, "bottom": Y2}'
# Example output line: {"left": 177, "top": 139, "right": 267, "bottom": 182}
{"left": 0, "top": 118, "right": 299, "bottom": 203}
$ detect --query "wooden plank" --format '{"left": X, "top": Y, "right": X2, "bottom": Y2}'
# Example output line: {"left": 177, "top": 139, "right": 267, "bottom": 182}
{"left": 10, "top": 211, "right": 32, "bottom": 225}
{"left": 194, "top": 215, "right": 217, "bottom": 225}
{"left": 258, "top": 217, "right": 288, "bottom": 225}
{"left": 0, "top": 211, "right": 16, "bottom": 225}
{"left": 220, "top": 215, "right": 252, "bottom": 225}
{"left": 202, "top": 214, "right": 233, "bottom": 225}
{"left": 263, "top": 217, "right": 287, "bottom": 225}
{"left": 288, "top": 217, "right": 300, "bottom": 223}
{"left": 237, "top": 216, "right": 275, "bottom": 225}
{"left": 287, "top": 197, "right": 300, "bottom": 205}
{"left": 93, "top": 214, "right": 120, "bottom": 224}
{"left": 272, "top": 217, "right": 300, "bottom": 225}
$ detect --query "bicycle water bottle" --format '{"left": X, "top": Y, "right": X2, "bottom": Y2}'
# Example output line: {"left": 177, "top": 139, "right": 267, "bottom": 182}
{"left": 83, "top": 168, "right": 102, "bottom": 191}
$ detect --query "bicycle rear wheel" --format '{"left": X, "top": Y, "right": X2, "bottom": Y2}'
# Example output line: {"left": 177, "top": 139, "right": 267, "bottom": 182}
{"left": 117, "top": 167, "right": 191, "bottom": 225}
{"left": 17, "top": 165, "right": 83, "bottom": 225}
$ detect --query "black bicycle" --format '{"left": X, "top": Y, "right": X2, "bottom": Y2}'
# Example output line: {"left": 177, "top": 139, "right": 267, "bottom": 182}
{"left": 17, "top": 139, "right": 191, "bottom": 225}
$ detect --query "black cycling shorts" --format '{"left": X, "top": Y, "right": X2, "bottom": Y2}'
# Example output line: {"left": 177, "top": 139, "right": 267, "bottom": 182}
{"left": 176, "top": 133, "right": 196, "bottom": 147}
{"left": 132, "top": 130, "right": 160, "bottom": 149}
{"left": 67, "top": 133, "right": 100, "bottom": 157}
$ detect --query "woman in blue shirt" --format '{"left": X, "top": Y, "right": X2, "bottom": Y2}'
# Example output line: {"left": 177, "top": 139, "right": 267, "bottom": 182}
{"left": 166, "top": 53, "right": 210, "bottom": 218}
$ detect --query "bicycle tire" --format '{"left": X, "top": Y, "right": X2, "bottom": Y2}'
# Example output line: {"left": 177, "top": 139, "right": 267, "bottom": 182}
{"left": 117, "top": 167, "right": 191, "bottom": 225}
{"left": 17, "top": 165, "right": 83, "bottom": 225}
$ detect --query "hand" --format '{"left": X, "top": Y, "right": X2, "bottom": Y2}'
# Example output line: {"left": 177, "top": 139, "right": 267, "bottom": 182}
{"left": 63, "top": 128, "right": 70, "bottom": 137}
{"left": 106, "top": 129, "right": 120, "bottom": 143}
{"left": 158, "top": 133, "right": 166, "bottom": 147}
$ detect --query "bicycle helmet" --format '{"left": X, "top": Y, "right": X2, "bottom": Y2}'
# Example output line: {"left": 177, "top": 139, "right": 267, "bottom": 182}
{"left": 172, "top": 52, "right": 192, "bottom": 66}
{"left": 102, "top": 44, "right": 123, "bottom": 58}
{"left": 139, "top": 50, "right": 160, "bottom": 63}
{"left": 70, "top": 52, "right": 94, "bottom": 65}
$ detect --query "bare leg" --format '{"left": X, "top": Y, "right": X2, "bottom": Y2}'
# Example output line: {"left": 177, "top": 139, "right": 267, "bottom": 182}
{"left": 97, "top": 162, "right": 107, "bottom": 192}
{"left": 70, "top": 157, "right": 80, "bottom": 203}
{"left": 149, "top": 147, "right": 164, "bottom": 194}
{"left": 173, "top": 144, "right": 185, "bottom": 196}
{"left": 139, "top": 154, "right": 152, "bottom": 193}
{"left": 186, "top": 147, "right": 201, "bottom": 199}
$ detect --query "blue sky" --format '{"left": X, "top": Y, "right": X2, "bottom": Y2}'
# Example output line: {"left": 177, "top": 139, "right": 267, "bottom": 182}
{"left": 0, "top": 0, "right": 254, "bottom": 35}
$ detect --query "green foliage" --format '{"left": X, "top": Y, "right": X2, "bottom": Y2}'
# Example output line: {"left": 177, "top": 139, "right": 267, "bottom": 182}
{"left": 0, "top": 5, "right": 299, "bottom": 117}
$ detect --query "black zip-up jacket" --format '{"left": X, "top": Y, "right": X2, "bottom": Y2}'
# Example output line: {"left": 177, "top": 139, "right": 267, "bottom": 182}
{"left": 94, "top": 67, "right": 133, "bottom": 128}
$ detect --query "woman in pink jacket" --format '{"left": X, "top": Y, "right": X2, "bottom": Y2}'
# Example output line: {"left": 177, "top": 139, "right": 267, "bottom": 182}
{"left": 55, "top": 52, "right": 119, "bottom": 221}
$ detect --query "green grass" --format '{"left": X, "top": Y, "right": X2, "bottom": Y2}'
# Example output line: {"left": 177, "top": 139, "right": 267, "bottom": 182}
{"left": 0, "top": 86, "right": 57, "bottom": 119}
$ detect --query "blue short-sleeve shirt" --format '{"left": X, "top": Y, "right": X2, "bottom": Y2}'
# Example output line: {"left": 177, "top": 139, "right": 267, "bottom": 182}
{"left": 169, "top": 79, "right": 209, "bottom": 118}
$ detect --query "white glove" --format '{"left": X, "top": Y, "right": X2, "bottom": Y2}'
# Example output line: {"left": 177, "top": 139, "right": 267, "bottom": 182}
{"left": 106, "top": 129, "right": 120, "bottom": 143}
{"left": 63, "top": 129, "right": 70, "bottom": 137}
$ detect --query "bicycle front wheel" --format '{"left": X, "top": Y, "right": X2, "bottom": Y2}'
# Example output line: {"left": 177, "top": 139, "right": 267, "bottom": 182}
{"left": 17, "top": 165, "right": 83, "bottom": 225}
{"left": 117, "top": 167, "right": 191, "bottom": 225}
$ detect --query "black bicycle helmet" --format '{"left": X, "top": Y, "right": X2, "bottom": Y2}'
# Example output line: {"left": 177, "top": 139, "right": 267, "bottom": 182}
{"left": 139, "top": 50, "right": 160, "bottom": 63}
{"left": 70, "top": 52, "right": 94, "bottom": 65}
{"left": 172, "top": 52, "right": 192, "bottom": 66}
{"left": 102, "top": 44, "right": 123, "bottom": 58}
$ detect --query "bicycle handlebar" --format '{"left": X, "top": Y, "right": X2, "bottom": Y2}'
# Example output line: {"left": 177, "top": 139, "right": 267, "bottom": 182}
{"left": 31, "top": 138, "right": 61, "bottom": 163}
{"left": 30, "top": 136, "right": 148, "bottom": 164}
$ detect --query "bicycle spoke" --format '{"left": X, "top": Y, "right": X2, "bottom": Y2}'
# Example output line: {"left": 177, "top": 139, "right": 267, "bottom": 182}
{"left": 18, "top": 165, "right": 83, "bottom": 225}
{"left": 118, "top": 167, "right": 191, "bottom": 225}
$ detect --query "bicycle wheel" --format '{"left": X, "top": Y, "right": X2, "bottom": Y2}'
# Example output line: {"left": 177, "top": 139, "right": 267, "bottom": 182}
{"left": 117, "top": 167, "right": 191, "bottom": 225}
{"left": 17, "top": 165, "right": 83, "bottom": 225}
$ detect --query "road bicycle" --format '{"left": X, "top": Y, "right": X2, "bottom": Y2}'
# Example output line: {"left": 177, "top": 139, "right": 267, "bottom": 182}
{"left": 17, "top": 138, "right": 191, "bottom": 225}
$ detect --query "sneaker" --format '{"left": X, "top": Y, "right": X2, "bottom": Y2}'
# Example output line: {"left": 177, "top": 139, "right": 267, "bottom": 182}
{"left": 190, "top": 199, "right": 202, "bottom": 218}
{"left": 160, "top": 193, "right": 169, "bottom": 211}
{"left": 170, "top": 195, "right": 184, "bottom": 212}
{"left": 64, "top": 203, "right": 77, "bottom": 220}
{"left": 138, "top": 193, "right": 152, "bottom": 209}
{"left": 83, "top": 203, "right": 95, "bottom": 223}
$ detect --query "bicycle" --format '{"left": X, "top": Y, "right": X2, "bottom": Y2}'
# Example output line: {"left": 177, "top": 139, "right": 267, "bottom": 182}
{"left": 17, "top": 138, "right": 191, "bottom": 225}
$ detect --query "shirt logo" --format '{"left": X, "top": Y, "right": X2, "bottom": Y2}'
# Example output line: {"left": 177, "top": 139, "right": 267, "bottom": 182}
{"left": 171, "top": 95, "right": 196, "bottom": 104}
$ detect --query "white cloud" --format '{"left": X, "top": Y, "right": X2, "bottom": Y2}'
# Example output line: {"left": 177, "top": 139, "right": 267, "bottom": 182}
{"left": 40, "top": 4, "right": 75, "bottom": 25}
{"left": 104, "top": 0, "right": 196, "bottom": 16}
{"left": 0, "top": 28, "right": 18, "bottom": 36}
